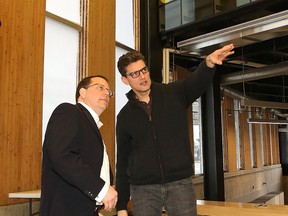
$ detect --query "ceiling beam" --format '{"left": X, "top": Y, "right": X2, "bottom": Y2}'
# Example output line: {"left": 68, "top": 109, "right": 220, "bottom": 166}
{"left": 241, "top": 98, "right": 288, "bottom": 110}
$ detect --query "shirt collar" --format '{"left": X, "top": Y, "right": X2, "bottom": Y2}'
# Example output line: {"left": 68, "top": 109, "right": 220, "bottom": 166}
{"left": 78, "top": 102, "right": 103, "bottom": 129}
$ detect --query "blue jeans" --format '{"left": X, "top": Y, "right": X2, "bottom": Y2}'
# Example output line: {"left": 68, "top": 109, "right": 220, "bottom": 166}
{"left": 130, "top": 176, "right": 197, "bottom": 216}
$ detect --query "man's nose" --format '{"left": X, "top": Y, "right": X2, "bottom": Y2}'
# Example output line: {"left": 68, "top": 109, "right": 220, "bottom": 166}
{"left": 139, "top": 71, "right": 146, "bottom": 78}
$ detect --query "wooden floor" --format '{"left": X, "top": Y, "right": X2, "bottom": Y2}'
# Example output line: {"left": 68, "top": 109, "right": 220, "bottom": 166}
{"left": 197, "top": 200, "right": 288, "bottom": 216}
{"left": 2, "top": 199, "right": 288, "bottom": 216}
{"left": 127, "top": 200, "right": 288, "bottom": 216}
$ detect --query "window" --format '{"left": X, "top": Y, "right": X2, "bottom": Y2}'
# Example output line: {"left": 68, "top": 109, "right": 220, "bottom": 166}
{"left": 159, "top": 0, "right": 261, "bottom": 32}
{"left": 193, "top": 99, "right": 203, "bottom": 174}
{"left": 115, "top": 0, "right": 136, "bottom": 166}
{"left": 159, "top": 0, "right": 195, "bottom": 31}
{"left": 115, "top": 0, "right": 136, "bottom": 115}
{"left": 42, "top": 0, "right": 82, "bottom": 141}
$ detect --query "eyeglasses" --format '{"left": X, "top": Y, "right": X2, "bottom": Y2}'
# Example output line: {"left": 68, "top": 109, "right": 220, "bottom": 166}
{"left": 126, "top": 66, "right": 149, "bottom": 78}
{"left": 86, "top": 83, "right": 114, "bottom": 97}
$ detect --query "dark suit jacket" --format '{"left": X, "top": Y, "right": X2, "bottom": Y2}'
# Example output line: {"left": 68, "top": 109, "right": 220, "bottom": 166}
{"left": 39, "top": 103, "right": 113, "bottom": 216}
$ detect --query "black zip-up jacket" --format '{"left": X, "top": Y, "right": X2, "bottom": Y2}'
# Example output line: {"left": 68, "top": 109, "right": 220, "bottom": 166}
{"left": 116, "top": 61, "right": 215, "bottom": 210}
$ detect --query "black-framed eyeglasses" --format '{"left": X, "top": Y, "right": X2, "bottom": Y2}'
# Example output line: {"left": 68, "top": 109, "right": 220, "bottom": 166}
{"left": 86, "top": 83, "right": 114, "bottom": 97}
{"left": 126, "top": 66, "right": 149, "bottom": 78}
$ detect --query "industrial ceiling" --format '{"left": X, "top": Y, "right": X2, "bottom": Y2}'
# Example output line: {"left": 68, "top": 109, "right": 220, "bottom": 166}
{"left": 162, "top": 0, "right": 288, "bottom": 117}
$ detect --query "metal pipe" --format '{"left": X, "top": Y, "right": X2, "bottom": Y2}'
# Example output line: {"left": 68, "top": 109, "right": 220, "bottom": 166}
{"left": 221, "top": 61, "right": 288, "bottom": 85}
{"left": 221, "top": 87, "right": 246, "bottom": 100}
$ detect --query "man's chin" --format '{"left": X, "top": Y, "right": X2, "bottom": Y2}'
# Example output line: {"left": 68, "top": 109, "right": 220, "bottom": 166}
{"left": 139, "top": 87, "right": 151, "bottom": 93}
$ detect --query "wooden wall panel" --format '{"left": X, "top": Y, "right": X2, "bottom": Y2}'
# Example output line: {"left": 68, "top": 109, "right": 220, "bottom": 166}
{"left": 224, "top": 165, "right": 282, "bottom": 202}
{"left": 0, "top": 0, "right": 45, "bottom": 205}
{"left": 87, "top": 1, "right": 116, "bottom": 177}
{"left": 265, "top": 125, "right": 272, "bottom": 165}
{"left": 222, "top": 97, "right": 237, "bottom": 171}
{"left": 271, "top": 125, "right": 280, "bottom": 164}
{"left": 239, "top": 110, "right": 251, "bottom": 170}
{"left": 262, "top": 124, "right": 269, "bottom": 166}
{"left": 251, "top": 108, "right": 263, "bottom": 168}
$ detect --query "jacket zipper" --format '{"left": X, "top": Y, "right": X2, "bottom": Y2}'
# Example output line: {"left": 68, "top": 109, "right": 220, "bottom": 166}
{"left": 149, "top": 114, "right": 164, "bottom": 180}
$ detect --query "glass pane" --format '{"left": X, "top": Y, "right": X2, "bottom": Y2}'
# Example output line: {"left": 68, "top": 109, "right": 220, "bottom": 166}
{"left": 237, "top": 0, "right": 251, "bottom": 7}
{"left": 115, "top": 48, "right": 132, "bottom": 115}
{"left": 160, "top": 0, "right": 181, "bottom": 31}
{"left": 215, "top": 0, "right": 236, "bottom": 13}
{"left": 182, "top": 0, "right": 195, "bottom": 25}
{"left": 160, "top": 0, "right": 262, "bottom": 32}
{"left": 193, "top": 99, "right": 203, "bottom": 174}
{"left": 46, "top": 0, "right": 81, "bottom": 24}
{"left": 42, "top": 18, "right": 79, "bottom": 140}
{"left": 116, "top": 0, "right": 134, "bottom": 48}
{"left": 115, "top": 0, "right": 134, "bottom": 115}
{"left": 194, "top": 0, "right": 214, "bottom": 20}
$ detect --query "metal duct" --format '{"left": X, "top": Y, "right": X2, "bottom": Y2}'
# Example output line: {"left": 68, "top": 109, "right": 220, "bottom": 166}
{"left": 220, "top": 61, "right": 288, "bottom": 86}
{"left": 177, "top": 10, "right": 288, "bottom": 54}
{"left": 222, "top": 87, "right": 288, "bottom": 109}
{"left": 221, "top": 87, "right": 247, "bottom": 100}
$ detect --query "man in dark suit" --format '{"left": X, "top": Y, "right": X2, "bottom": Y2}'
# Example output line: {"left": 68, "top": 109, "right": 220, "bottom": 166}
{"left": 40, "top": 75, "right": 118, "bottom": 216}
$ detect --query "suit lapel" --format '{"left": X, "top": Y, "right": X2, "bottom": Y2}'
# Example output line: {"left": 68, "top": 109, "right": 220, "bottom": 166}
{"left": 76, "top": 103, "right": 103, "bottom": 141}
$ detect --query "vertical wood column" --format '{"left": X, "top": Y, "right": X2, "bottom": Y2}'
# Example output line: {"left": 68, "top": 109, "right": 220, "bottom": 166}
{"left": 222, "top": 97, "right": 237, "bottom": 171}
{"left": 87, "top": 1, "right": 116, "bottom": 177}
{"left": 239, "top": 110, "right": 251, "bottom": 169}
{"left": 251, "top": 108, "right": 263, "bottom": 168}
{"left": 0, "top": 0, "right": 45, "bottom": 205}
{"left": 266, "top": 125, "right": 272, "bottom": 165}
{"left": 271, "top": 125, "right": 280, "bottom": 164}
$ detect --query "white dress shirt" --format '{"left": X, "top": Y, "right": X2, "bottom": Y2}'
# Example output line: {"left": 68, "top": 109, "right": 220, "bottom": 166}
{"left": 79, "top": 102, "right": 110, "bottom": 204}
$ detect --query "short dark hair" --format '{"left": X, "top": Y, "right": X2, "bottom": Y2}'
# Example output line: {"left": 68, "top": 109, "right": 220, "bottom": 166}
{"left": 117, "top": 51, "right": 147, "bottom": 76}
{"left": 75, "top": 75, "right": 109, "bottom": 102}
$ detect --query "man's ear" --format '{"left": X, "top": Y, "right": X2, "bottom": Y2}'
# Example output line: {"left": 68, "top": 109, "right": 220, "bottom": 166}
{"left": 79, "top": 88, "right": 86, "bottom": 98}
{"left": 121, "top": 76, "right": 130, "bottom": 85}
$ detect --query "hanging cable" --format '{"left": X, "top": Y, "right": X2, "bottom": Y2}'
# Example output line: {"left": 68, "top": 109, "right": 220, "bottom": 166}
{"left": 241, "top": 33, "right": 247, "bottom": 99}
{"left": 282, "top": 75, "right": 286, "bottom": 103}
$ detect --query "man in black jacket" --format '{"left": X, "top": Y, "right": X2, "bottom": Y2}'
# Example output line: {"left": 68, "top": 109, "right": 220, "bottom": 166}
{"left": 40, "top": 75, "right": 118, "bottom": 216}
{"left": 116, "top": 44, "right": 234, "bottom": 216}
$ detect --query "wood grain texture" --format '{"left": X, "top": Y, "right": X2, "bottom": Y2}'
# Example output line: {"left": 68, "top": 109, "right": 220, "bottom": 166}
{"left": 222, "top": 97, "right": 237, "bottom": 171}
{"left": 197, "top": 199, "right": 288, "bottom": 216}
{"left": 0, "top": 0, "right": 45, "bottom": 205}
{"left": 251, "top": 108, "right": 263, "bottom": 168}
{"left": 239, "top": 110, "right": 251, "bottom": 169}
{"left": 86, "top": 0, "right": 116, "bottom": 178}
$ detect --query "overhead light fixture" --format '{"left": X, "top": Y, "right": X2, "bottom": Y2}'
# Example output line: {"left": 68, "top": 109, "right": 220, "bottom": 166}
{"left": 247, "top": 118, "right": 288, "bottom": 125}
